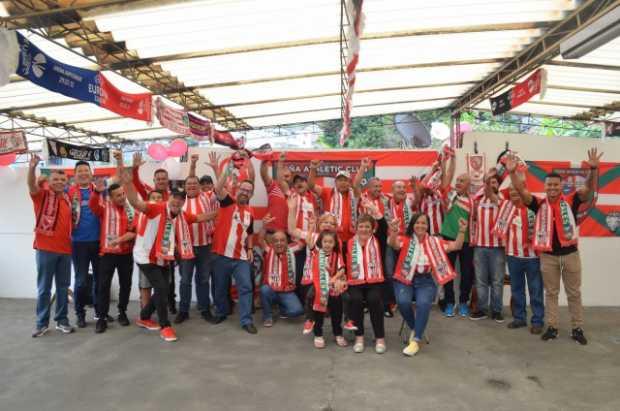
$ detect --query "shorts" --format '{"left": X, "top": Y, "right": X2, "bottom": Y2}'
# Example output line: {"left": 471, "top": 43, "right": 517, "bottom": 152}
{"left": 139, "top": 269, "right": 152, "bottom": 289}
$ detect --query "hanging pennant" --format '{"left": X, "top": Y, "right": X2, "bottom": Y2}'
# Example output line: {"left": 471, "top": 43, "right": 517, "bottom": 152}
{"left": 490, "top": 69, "right": 547, "bottom": 116}
{"left": 0, "top": 130, "right": 28, "bottom": 155}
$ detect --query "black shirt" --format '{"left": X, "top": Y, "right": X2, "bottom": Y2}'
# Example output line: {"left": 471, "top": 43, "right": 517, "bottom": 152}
{"left": 527, "top": 193, "right": 582, "bottom": 256}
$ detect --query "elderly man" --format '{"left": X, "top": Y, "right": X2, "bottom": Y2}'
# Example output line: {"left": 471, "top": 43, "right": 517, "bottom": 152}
{"left": 28, "top": 155, "right": 74, "bottom": 337}
{"left": 507, "top": 149, "right": 602, "bottom": 345}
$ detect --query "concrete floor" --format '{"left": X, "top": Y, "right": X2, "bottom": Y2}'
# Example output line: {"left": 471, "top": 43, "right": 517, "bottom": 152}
{"left": 1, "top": 299, "right": 619, "bottom": 411}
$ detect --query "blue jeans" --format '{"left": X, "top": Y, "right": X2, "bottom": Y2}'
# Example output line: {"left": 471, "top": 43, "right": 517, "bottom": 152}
{"left": 474, "top": 247, "right": 506, "bottom": 314}
{"left": 259, "top": 285, "right": 304, "bottom": 321}
{"left": 212, "top": 255, "right": 254, "bottom": 327}
{"left": 71, "top": 241, "right": 100, "bottom": 316}
{"left": 506, "top": 256, "right": 544, "bottom": 326}
{"left": 394, "top": 274, "right": 437, "bottom": 341}
{"left": 36, "top": 250, "right": 72, "bottom": 328}
{"left": 179, "top": 245, "right": 212, "bottom": 314}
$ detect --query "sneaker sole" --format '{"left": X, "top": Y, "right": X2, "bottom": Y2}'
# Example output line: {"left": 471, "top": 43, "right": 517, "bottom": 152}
{"left": 495, "top": 319, "right": 505, "bottom": 324}
{"left": 55, "top": 326, "right": 74, "bottom": 334}
{"left": 136, "top": 322, "right": 160, "bottom": 331}
{"left": 469, "top": 316, "right": 488, "bottom": 321}
{"left": 32, "top": 328, "right": 49, "bottom": 338}
{"left": 161, "top": 336, "right": 178, "bottom": 342}
{"left": 302, "top": 329, "right": 313, "bottom": 335}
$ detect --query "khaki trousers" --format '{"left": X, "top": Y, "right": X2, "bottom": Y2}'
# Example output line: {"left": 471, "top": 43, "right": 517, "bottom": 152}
{"left": 540, "top": 251, "right": 584, "bottom": 329}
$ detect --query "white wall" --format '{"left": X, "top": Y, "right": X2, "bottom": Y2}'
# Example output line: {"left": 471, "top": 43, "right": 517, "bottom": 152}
{"left": 1, "top": 134, "right": 618, "bottom": 305}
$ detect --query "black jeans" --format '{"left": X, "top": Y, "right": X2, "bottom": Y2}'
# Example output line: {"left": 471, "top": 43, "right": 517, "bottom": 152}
{"left": 347, "top": 283, "right": 384, "bottom": 338}
{"left": 168, "top": 264, "right": 176, "bottom": 308}
{"left": 96, "top": 253, "right": 133, "bottom": 318}
{"left": 443, "top": 240, "right": 475, "bottom": 305}
{"left": 71, "top": 241, "right": 100, "bottom": 316}
{"left": 312, "top": 294, "right": 344, "bottom": 337}
{"left": 138, "top": 263, "right": 171, "bottom": 327}
{"left": 294, "top": 248, "right": 307, "bottom": 303}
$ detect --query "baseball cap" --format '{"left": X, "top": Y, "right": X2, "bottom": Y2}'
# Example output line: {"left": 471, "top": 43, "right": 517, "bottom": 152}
{"left": 335, "top": 170, "right": 351, "bottom": 179}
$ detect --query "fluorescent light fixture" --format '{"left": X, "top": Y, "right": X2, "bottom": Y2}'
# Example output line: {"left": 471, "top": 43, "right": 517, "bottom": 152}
{"left": 560, "top": 6, "right": 620, "bottom": 59}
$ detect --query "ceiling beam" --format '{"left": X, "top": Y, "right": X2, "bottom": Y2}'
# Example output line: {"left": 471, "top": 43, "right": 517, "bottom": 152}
{"left": 453, "top": 0, "right": 620, "bottom": 113}
{"left": 545, "top": 60, "right": 620, "bottom": 72}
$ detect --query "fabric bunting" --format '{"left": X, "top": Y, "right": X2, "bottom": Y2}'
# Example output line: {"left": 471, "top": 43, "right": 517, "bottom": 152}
{"left": 339, "top": 0, "right": 365, "bottom": 146}
{"left": 13, "top": 33, "right": 151, "bottom": 122}
{"left": 490, "top": 69, "right": 547, "bottom": 116}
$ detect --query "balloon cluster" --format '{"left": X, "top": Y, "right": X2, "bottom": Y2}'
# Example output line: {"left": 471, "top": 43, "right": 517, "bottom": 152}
{"left": 147, "top": 138, "right": 188, "bottom": 161}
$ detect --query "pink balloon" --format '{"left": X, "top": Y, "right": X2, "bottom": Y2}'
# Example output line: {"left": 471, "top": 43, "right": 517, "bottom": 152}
{"left": 147, "top": 144, "right": 168, "bottom": 161}
{"left": 0, "top": 153, "right": 16, "bottom": 166}
{"left": 167, "top": 138, "right": 188, "bottom": 157}
{"left": 459, "top": 122, "right": 473, "bottom": 133}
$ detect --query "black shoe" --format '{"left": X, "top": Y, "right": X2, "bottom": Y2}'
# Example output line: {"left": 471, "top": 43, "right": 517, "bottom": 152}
{"left": 95, "top": 319, "right": 107, "bottom": 334}
{"left": 77, "top": 315, "right": 86, "bottom": 328}
{"left": 384, "top": 310, "right": 394, "bottom": 318}
{"left": 507, "top": 320, "right": 527, "bottom": 329}
{"left": 571, "top": 327, "right": 588, "bottom": 345}
{"left": 213, "top": 315, "right": 226, "bottom": 324}
{"left": 201, "top": 310, "right": 217, "bottom": 324}
{"left": 469, "top": 311, "right": 488, "bottom": 321}
{"left": 174, "top": 312, "right": 189, "bottom": 324}
{"left": 541, "top": 326, "right": 558, "bottom": 341}
{"left": 169, "top": 303, "right": 178, "bottom": 315}
{"left": 492, "top": 312, "right": 504, "bottom": 323}
{"left": 117, "top": 311, "right": 130, "bottom": 326}
{"left": 242, "top": 324, "right": 258, "bottom": 334}
{"left": 106, "top": 315, "right": 115, "bottom": 323}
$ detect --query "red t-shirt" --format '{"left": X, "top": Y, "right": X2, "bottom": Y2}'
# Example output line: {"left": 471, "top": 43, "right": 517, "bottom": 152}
{"left": 266, "top": 181, "right": 288, "bottom": 232}
{"left": 31, "top": 190, "right": 72, "bottom": 255}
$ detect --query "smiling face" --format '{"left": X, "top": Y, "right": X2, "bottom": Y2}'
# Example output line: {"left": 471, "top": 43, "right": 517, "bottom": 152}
{"left": 320, "top": 234, "right": 336, "bottom": 254}
{"left": 49, "top": 171, "right": 67, "bottom": 193}
{"left": 318, "top": 213, "right": 337, "bottom": 232}
{"left": 185, "top": 176, "right": 201, "bottom": 198}
{"left": 367, "top": 178, "right": 382, "bottom": 198}
{"left": 168, "top": 195, "right": 185, "bottom": 215}
{"left": 271, "top": 231, "right": 288, "bottom": 254}
{"left": 74, "top": 164, "right": 92, "bottom": 187}
{"left": 545, "top": 176, "right": 562, "bottom": 202}
{"left": 109, "top": 186, "right": 127, "bottom": 206}
{"left": 392, "top": 181, "right": 407, "bottom": 202}
{"left": 455, "top": 174, "right": 470, "bottom": 195}
{"left": 335, "top": 176, "right": 351, "bottom": 193}
{"left": 236, "top": 181, "right": 254, "bottom": 205}
{"left": 153, "top": 170, "right": 169, "bottom": 191}
{"left": 413, "top": 214, "right": 429, "bottom": 238}
{"left": 356, "top": 220, "right": 374, "bottom": 240}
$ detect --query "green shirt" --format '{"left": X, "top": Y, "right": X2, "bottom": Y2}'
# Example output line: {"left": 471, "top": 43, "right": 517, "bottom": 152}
{"left": 440, "top": 191, "right": 470, "bottom": 241}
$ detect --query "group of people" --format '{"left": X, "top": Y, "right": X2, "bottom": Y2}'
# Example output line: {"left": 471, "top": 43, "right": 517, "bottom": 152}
{"left": 28, "top": 144, "right": 602, "bottom": 355}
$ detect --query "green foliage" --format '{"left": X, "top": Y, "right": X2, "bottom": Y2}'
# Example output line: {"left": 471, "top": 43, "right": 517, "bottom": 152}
{"left": 318, "top": 115, "right": 401, "bottom": 149}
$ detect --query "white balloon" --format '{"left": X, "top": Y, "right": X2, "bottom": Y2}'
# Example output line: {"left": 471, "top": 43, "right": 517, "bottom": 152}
{"left": 162, "top": 157, "right": 182, "bottom": 180}
{"left": 431, "top": 122, "right": 450, "bottom": 141}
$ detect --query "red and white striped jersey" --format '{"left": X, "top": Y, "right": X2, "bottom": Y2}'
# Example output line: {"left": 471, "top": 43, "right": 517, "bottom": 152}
{"left": 291, "top": 191, "right": 317, "bottom": 233}
{"left": 183, "top": 191, "right": 219, "bottom": 247}
{"left": 505, "top": 203, "right": 537, "bottom": 258}
{"left": 358, "top": 192, "right": 387, "bottom": 216}
{"left": 420, "top": 192, "right": 444, "bottom": 236}
{"left": 472, "top": 195, "right": 504, "bottom": 248}
{"left": 211, "top": 195, "right": 254, "bottom": 261}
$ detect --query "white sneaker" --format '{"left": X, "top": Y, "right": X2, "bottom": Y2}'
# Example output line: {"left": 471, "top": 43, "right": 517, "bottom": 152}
{"left": 375, "top": 342, "right": 386, "bottom": 354}
{"left": 55, "top": 324, "right": 75, "bottom": 334}
{"left": 403, "top": 340, "right": 420, "bottom": 356}
{"left": 353, "top": 341, "right": 365, "bottom": 353}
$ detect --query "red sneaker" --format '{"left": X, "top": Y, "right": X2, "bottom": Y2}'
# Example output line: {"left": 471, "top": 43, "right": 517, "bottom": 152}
{"left": 136, "top": 318, "right": 160, "bottom": 331}
{"left": 343, "top": 320, "right": 358, "bottom": 331}
{"left": 160, "top": 326, "right": 178, "bottom": 342}
{"left": 302, "top": 320, "right": 315, "bottom": 335}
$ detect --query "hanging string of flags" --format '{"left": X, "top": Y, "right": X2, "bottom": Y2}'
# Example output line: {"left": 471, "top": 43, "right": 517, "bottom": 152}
{"left": 490, "top": 68, "right": 548, "bottom": 116}
{"left": 339, "top": 0, "right": 365, "bottom": 146}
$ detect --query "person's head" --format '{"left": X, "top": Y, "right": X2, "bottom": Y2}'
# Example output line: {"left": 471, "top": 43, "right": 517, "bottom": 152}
{"left": 317, "top": 230, "right": 339, "bottom": 254}
{"left": 107, "top": 183, "right": 126, "bottom": 206}
{"left": 153, "top": 168, "right": 169, "bottom": 191}
{"left": 236, "top": 179, "right": 254, "bottom": 205}
{"left": 544, "top": 172, "right": 563, "bottom": 201}
{"left": 271, "top": 230, "right": 288, "bottom": 254}
{"left": 281, "top": 167, "right": 292, "bottom": 185}
{"left": 335, "top": 170, "right": 351, "bottom": 193}
{"left": 406, "top": 213, "right": 430, "bottom": 239}
{"left": 356, "top": 214, "right": 375, "bottom": 239}
{"left": 49, "top": 170, "right": 67, "bottom": 193}
{"left": 74, "top": 161, "right": 92, "bottom": 187}
{"left": 391, "top": 180, "right": 407, "bottom": 202}
{"left": 167, "top": 190, "right": 186, "bottom": 215}
{"left": 199, "top": 175, "right": 213, "bottom": 192}
{"left": 292, "top": 174, "right": 308, "bottom": 194}
{"left": 318, "top": 212, "right": 338, "bottom": 232}
{"left": 486, "top": 174, "right": 500, "bottom": 194}
{"left": 184, "top": 176, "right": 201, "bottom": 198}
{"left": 148, "top": 190, "right": 164, "bottom": 203}
{"left": 366, "top": 177, "right": 382, "bottom": 198}
{"left": 508, "top": 185, "right": 522, "bottom": 205}
{"left": 455, "top": 173, "right": 471, "bottom": 195}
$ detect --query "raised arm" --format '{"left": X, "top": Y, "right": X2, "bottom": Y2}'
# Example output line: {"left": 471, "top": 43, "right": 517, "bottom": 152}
{"left": 205, "top": 151, "right": 222, "bottom": 183}
{"left": 506, "top": 153, "right": 533, "bottom": 205}
{"left": 121, "top": 168, "right": 148, "bottom": 213}
{"left": 245, "top": 155, "right": 256, "bottom": 186}
{"left": 445, "top": 218, "right": 467, "bottom": 252}
{"left": 578, "top": 148, "right": 603, "bottom": 202}
{"left": 88, "top": 179, "right": 106, "bottom": 217}
{"left": 188, "top": 154, "right": 199, "bottom": 178}
{"left": 353, "top": 157, "right": 370, "bottom": 198}
{"left": 27, "top": 154, "right": 41, "bottom": 195}
{"left": 308, "top": 159, "right": 323, "bottom": 196}
{"left": 214, "top": 157, "right": 230, "bottom": 200}
{"left": 275, "top": 152, "right": 290, "bottom": 193}
{"left": 442, "top": 149, "right": 456, "bottom": 190}
{"left": 260, "top": 158, "right": 273, "bottom": 188}
{"left": 131, "top": 152, "right": 149, "bottom": 200}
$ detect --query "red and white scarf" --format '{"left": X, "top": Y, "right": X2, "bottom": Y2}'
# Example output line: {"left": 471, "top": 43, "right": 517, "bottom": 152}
{"left": 154, "top": 208, "right": 195, "bottom": 262}
{"left": 387, "top": 195, "right": 414, "bottom": 234}
{"left": 293, "top": 192, "right": 315, "bottom": 232}
{"left": 68, "top": 184, "right": 95, "bottom": 226}
{"left": 312, "top": 250, "right": 344, "bottom": 312}
{"left": 329, "top": 188, "right": 357, "bottom": 233}
{"left": 35, "top": 190, "right": 71, "bottom": 236}
{"left": 347, "top": 235, "right": 384, "bottom": 285}
{"left": 263, "top": 246, "right": 296, "bottom": 293}
{"left": 394, "top": 235, "right": 456, "bottom": 286}
{"left": 534, "top": 196, "right": 578, "bottom": 252}
{"left": 101, "top": 198, "right": 135, "bottom": 255}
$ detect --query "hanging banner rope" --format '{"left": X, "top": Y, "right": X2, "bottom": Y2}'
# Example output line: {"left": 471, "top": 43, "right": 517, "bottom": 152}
{"left": 339, "top": 0, "right": 365, "bottom": 146}
{"left": 14, "top": 33, "right": 152, "bottom": 122}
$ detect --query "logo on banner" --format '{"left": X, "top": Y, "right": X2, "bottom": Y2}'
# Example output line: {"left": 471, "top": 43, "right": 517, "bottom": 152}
{"left": 606, "top": 212, "right": 620, "bottom": 232}
{"left": 281, "top": 160, "right": 375, "bottom": 185}
{"left": 552, "top": 168, "right": 589, "bottom": 196}
{"left": 32, "top": 53, "right": 46, "bottom": 78}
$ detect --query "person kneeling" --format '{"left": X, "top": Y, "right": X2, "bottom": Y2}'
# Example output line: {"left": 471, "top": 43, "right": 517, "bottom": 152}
{"left": 388, "top": 214, "right": 467, "bottom": 357}
{"left": 259, "top": 230, "right": 304, "bottom": 327}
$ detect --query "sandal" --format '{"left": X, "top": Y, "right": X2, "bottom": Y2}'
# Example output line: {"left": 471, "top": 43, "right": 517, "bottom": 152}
{"left": 314, "top": 336, "right": 326, "bottom": 349}
{"left": 335, "top": 336, "right": 348, "bottom": 347}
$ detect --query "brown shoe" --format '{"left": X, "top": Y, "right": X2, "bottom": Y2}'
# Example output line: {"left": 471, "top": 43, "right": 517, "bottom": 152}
{"left": 530, "top": 325, "right": 543, "bottom": 335}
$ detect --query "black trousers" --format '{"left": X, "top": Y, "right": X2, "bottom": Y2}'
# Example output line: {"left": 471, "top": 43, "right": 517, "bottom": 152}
{"left": 168, "top": 263, "right": 176, "bottom": 308}
{"left": 348, "top": 283, "right": 384, "bottom": 338}
{"left": 71, "top": 241, "right": 100, "bottom": 316}
{"left": 138, "top": 263, "right": 171, "bottom": 327}
{"left": 293, "top": 248, "right": 307, "bottom": 303}
{"left": 312, "top": 294, "right": 344, "bottom": 337}
{"left": 443, "top": 240, "right": 475, "bottom": 305}
{"left": 96, "top": 253, "right": 133, "bottom": 318}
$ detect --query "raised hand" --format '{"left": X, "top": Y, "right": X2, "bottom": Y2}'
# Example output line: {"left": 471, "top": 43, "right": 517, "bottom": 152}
{"left": 307, "top": 213, "right": 317, "bottom": 231}
{"left": 287, "top": 193, "right": 298, "bottom": 210}
{"left": 360, "top": 157, "right": 371, "bottom": 171}
{"left": 112, "top": 150, "right": 123, "bottom": 163}
{"left": 389, "top": 218, "right": 401, "bottom": 233}
{"left": 504, "top": 153, "right": 518, "bottom": 173}
{"left": 207, "top": 152, "right": 219, "bottom": 170}
{"left": 278, "top": 151, "right": 286, "bottom": 163}
{"left": 262, "top": 213, "right": 275, "bottom": 227}
{"left": 120, "top": 168, "right": 133, "bottom": 185}
{"left": 29, "top": 154, "right": 41, "bottom": 169}
{"left": 190, "top": 154, "right": 199, "bottom": 164}
{"left": 132, "top": 152, "right": 145, "bottom": 169}
{"left": 310, "top": 159, "right": 321, "bottom": 169}
{"left": 586, "top": 148, "right": 603, "bottom": 168}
